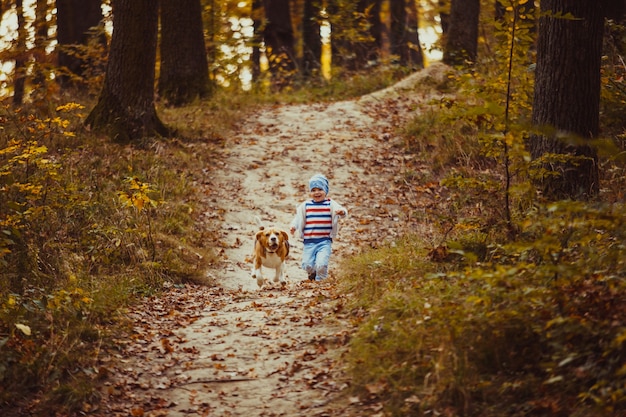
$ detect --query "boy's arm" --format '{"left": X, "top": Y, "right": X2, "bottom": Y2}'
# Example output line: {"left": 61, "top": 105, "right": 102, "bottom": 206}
{"left": 332, "top": 201, "right": 348, "bottom": 217}
{"left": 290, "top": 203, "right": 304, "bottom": 236}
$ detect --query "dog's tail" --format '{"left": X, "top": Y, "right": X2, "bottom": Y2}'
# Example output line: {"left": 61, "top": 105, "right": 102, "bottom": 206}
{"left": 254, "top": 216, "right": 264, "bottom": 230}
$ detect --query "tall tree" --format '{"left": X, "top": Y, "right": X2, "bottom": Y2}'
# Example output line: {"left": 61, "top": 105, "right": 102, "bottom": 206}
{"left": 32, "top": 0, "right": 50, "bottom": 89}
{"left": 13, "top": 0, "right": 26, "bottom": 105}
{"left": 302, "top": 0, "right": 321, "bottom": 76}
{"left": 55, "top": 0, "right": 104, "bottom": 89}
{"left": 528, "top": 0, "right": 607, "bottom": 199}
{"left": 251, "top": 0, "right": 263, "bottom": 80}
{"left": 262, "top": 0, "right": 297, "bottom": 85}
{"left": 442, "top": 0, "right": 479, "bottom": 65}
{"left": 439, "top": 0, "right": 450, "bottom": 35}
{"left": 367, "top": 0, "right": 383, "bottom": 60}
{"left": 85, "top": 0, "right": 169, "bottom": 142}
{"left": 159, "top": 0, "right": 211, "bottom": 106}
{"left": 389, "top": 0, "right": 424, "bottom": 68}
{"left": 405, "top": 0, "right": 424, "bottom": 67}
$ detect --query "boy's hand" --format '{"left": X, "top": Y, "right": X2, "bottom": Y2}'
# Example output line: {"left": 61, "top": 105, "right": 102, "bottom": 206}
{"left": 336, "top": 210, "right": 346, "bottom": 216}
{"left": 289, "top": 226, "right": 296, "bottom": 235}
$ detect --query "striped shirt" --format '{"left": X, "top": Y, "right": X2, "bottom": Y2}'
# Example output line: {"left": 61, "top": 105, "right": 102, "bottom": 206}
{"left": 303, "top": 199, "right": 332, "bottom": 243}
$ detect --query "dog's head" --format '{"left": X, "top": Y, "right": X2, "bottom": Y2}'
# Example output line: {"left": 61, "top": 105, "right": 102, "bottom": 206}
{"left": 256, "top": 228, "right": 289, "bottom": 252}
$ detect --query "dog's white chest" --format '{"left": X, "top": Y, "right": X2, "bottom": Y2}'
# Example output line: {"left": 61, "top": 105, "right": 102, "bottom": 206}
{"left": 262, "top": 252, "right": 283, "bottom": 269}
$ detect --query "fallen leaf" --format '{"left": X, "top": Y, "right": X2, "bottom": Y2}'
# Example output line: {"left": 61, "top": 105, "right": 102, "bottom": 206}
{"left": 15, "top": 323, "right": 31, "bottom": 336}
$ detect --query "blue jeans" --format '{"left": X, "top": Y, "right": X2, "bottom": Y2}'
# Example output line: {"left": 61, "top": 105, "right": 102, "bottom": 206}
{"left": 302, "top": 239, "right": 332, "bottom": 280}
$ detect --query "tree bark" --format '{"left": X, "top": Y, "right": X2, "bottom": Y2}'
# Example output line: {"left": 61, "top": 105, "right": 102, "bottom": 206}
{"left": 442, "top": 0, "right": 480, "bottom": 65}
{"left": 159, "top": 0, "right": 211, "bottom": 107}
{"left": 302, "top": 0, "right": 321, "bottom": 76}
{"left": 56, "top": 0, "right": 104, "bottom": 89}
{"left": 528, "top": 0, "right": 606, "bottom": 199}
{"left": 263, "top": 0, "right": 297, "bottom": 86}
{"left": 357, "top": 0, "right": 383, "bottom": 69}
{"left": 32, "top": 0, "right": 50, "bottom": 89}
{"left": 439, "top": 0, "right": 450, "bottom": 35}
{"left": 251, "top": 0, "right": 263, "bottom": 80}
{"left": 85, "top": 0, "right": 169, "bottom": 143}
{"left": 13, "top": 0, "right": 26, "bottom": 105}
{"left": 368, "top": 0, "right": 383, "bottom": 59}
{"left": 389, "top": 0, "right": 424, "bottom": 68}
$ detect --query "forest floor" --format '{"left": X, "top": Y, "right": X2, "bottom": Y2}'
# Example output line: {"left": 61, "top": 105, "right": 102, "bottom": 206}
{"left": 94, "top": 63, "right": 448, "bottom": 417}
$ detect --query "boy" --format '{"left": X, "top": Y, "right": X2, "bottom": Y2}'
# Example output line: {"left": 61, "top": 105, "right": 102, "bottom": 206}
{"left": 290, "top": 173, "right": 348, "bottom": 281}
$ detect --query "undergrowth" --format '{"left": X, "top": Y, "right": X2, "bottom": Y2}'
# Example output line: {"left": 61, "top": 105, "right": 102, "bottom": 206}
{"left": 0, "top": 100, "right": 224, "bottom": 413}
{"left": 341, "top": 204, "right": 626, "bottom": 416}
{"left": 339, "top": 4, "right": 626, "bottom": 417}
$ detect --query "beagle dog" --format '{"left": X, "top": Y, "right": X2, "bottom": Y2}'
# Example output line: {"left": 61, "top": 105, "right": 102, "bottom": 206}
{"left": 251, "top": 217, "right": 290, "bottom": 287}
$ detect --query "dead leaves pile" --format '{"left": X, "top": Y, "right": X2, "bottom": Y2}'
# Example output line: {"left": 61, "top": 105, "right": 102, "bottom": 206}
{"left": 95, "top": 283, "right": 356, "bottom": 417}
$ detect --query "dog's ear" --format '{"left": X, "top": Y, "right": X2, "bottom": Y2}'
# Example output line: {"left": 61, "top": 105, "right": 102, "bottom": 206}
{"left": 255, "top": 230, "right": 264, "bottom": 240}
{"left": 280, "top": 231, "right": 289, "bottom": 241}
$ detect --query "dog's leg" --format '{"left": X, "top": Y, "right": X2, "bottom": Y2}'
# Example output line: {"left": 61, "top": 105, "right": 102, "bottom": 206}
{"left": 277, "top": 264, "right": 286, "bottom": 286}
{"left": 251, "top": 257, "right": 258, "bottom": 279}
{"left": 255, "top": 268, "right": 264, "bottom": 287}
{"left": 252, "top": 257, "right": 264, "bottom": 287}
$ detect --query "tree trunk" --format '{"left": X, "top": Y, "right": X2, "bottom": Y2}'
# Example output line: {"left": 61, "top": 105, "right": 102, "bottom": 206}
{"left": 528, "top": 0, "right": 606, "bottom": 199}
{"left": 369, "top": 0, "right": 383, "bottom": 59}
{"left": 13, "top": 0, "right": 26, "bottom": 106}
{"left": 251, "top": 0, "right": 263, "bottom": 81}
{"left": 32, "top": 0, "right": 50, "bottom": 89}
{"left": 355, "top": 0, "right": 383, "bottom": 69}
{"left": 495, "top": 0, "right": 506, "bottom": 21}
{"left": 439, "top": 0, "right": 450, "bottom": 35}
{"left": 389, "top": 0, "right": 423, "bottom": 68}
{"left": 442, "top": 0, "right": 479, "bottom": 65}
{"left": 85, "top": 0, "right": 169, "bottom": 143}
{"left": 389, "top": 0, "right": 407, "bottom": 64}
{"left": 56, "top": 0, "right": 104, "bottom": 89}
{"left": 263, "top": 0, "right": 297, "bottom": 86}
{"left": 301, "top": 0, "right": 321, "bottom": 76}
{"left": 159, "top": 0, "right": 211, "bottom": 107}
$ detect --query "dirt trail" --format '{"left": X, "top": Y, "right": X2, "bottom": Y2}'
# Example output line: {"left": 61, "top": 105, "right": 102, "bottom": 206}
{"left": 97, "top": 64, "right": 447, "bottom": 417}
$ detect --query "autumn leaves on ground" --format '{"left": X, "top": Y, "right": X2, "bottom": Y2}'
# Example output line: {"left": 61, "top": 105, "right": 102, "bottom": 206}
{"left": 93, "top": 65, "right": 448, "bottom": 417}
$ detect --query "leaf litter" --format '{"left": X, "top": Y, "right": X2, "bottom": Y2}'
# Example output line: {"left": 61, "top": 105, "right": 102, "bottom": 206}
{"left": 95, "top": 64, "right": 449, "bottom": 417}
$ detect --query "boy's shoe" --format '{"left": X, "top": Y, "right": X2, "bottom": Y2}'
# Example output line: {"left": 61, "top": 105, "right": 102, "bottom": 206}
{"left": 308, "top": 272, "right": 316, "bottom": 281}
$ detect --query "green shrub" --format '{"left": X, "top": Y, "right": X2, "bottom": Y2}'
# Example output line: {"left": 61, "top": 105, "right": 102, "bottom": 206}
{"left": 341, "top": 200, "right": 626, "bottom": 417}
{"left": 0, "top": 102, "right": 215, "bottom": 413}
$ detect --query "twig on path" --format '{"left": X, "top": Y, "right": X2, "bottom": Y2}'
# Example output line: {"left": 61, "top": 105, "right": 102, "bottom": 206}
{"left": 173, "top": 377, "right": 257, "bottom": 390}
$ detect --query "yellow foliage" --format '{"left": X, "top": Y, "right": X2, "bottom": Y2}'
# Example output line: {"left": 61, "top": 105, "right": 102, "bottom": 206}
{"left": 46, "top": 287, "right": 93, "bottom": 311}
{"left": 117, "top": 177, "right": 161, "bottom": 212}
{"left": 55, "top": 102, "right": 85, "bottom": 112}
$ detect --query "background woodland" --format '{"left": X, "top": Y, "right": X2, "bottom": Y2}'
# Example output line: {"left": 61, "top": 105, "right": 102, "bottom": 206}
{"left": 1, "top": 0, "right": 626, "bottom": 416}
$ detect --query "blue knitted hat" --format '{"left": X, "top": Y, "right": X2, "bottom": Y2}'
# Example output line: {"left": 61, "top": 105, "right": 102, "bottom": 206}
{"left": 309, "top": 173, "right": 329, "bottom": 194}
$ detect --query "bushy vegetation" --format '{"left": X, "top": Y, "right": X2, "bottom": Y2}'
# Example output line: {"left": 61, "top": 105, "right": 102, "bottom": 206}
{"left": 0, "top": 99, "right": 224, "bottom": 413}
{"left": 341, "top": 204, "right": 626, "bottom": 416}
{"left": 339, "top": 6, "right": 626, "bottom": 417}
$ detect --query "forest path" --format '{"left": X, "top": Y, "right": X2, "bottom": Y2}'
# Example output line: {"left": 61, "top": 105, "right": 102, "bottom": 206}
{"left": 96, "top": 64, "right": 446, "bottom": 417}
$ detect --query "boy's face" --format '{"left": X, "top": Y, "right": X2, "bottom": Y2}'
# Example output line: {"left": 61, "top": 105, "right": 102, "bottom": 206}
{"left": 310, "top": 187, "right": 327, "bottom": 202}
